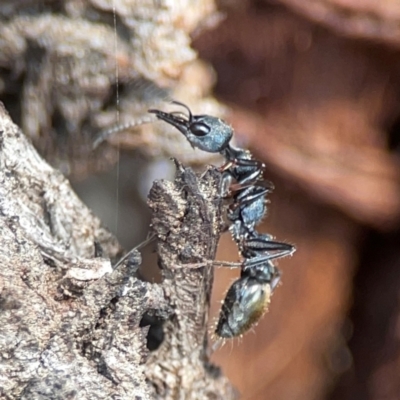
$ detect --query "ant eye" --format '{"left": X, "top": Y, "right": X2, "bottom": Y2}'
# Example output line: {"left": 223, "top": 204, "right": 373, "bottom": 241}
{"left": 190, "top": 122, "right": 210, "bottom": 137}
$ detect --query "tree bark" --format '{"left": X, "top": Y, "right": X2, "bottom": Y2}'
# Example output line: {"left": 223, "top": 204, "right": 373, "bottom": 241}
{"left": 0, "top": 104, "right": 235, "bottom": 399}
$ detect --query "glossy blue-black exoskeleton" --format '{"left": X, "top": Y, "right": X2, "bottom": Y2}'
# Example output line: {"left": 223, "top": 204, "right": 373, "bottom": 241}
{"left": 149, "top": 101, "right": 295, "bottom": 338}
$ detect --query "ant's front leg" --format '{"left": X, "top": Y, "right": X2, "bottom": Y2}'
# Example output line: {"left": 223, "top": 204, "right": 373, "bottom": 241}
{"left": 219, "top": 158, "right": 267, "bottom": 192}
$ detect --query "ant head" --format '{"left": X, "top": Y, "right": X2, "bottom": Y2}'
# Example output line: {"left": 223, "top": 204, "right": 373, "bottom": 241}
{"left": 148, "top": 101, "right": 233, "bottom": 154}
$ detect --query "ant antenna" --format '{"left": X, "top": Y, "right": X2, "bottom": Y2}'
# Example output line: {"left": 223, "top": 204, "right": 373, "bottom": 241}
{"left": 93, "top": 115, "right": 156, "bottom": 149}
{"left": 170, "top": 100, "right": 193, "bottom": 122}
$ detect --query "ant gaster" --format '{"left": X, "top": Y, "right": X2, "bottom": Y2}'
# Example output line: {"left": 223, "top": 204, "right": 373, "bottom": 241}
{"left": 149, "top": 102, "right": 295, "bottom": 338}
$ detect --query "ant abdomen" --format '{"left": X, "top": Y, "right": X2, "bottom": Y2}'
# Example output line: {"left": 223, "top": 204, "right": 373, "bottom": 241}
{"left": 216, "top": 277, "right": 272, "bottom": 338}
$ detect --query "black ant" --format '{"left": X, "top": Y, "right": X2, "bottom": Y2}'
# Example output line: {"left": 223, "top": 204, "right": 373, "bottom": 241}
{"left": 149, "top": 102, "right": 295, "bottom": 338}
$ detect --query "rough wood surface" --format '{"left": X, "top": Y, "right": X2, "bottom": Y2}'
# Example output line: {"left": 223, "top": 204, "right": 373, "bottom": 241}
{"left": 0, "top": 104, "right": 234, "bottom": 399}
{"left": 145, "top": 162, "right": 235, "bottom": 399}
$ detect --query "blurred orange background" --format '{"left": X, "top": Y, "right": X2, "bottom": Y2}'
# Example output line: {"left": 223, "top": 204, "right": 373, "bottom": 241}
{"left": 193, "top": 1, "right": 400, "bottom": 399}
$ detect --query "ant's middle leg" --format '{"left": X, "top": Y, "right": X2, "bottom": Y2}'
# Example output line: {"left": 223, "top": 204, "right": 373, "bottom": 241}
{"left": 242, "top": 236, "right": 295, "bottom": 259}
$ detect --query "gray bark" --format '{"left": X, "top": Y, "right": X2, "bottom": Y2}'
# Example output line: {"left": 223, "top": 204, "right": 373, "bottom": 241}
{"left": 0, "top": 104, "right": 235, "bottom": 399}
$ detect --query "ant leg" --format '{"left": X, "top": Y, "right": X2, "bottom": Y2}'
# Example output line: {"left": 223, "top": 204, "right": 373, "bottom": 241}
{"left": 113, "top": 233, "right": 156, "bottom": 269}
{"left": 218, "top": 160, "right": 234, "bottom": 173}
{"left": 220, "top": 170, "right": 272, "bottom": 199}
{"left": 220, "top": 172, "right": 233, "bottom": 197}
{"left": 220, "top": 161, "right": 268, "bottom": 193}
{"left": 219, "top": 157, "right": 266, "bottom": 191}
{"left": 270, "top": 269, "right": 281, "bottom": 291}
{"left": 243, "top": 250, "right": 293, "bottom": 270}
{"left": 174, "top": 260, "right": 243, "bottom": 269}
{"left": 221, "top": 172, "right": 272, "bottom": 199}
{"left": 243, "top": 237, "right": 295, "bottom": 259}
{"left": 221, "top": 156, "right": 265, "bottom": 171}
{"left": 220, "top": 222, "right": 231, "bottom": 234}
{"left": 229, "top": 179, "right": 274, "bottom": 195}
{"left": 212, "top": 260, "right": 242, "bottom": 268}
{"left": 234, "top": 159, "right": 265, "bottom": 186}
{"left": 231, "top": 158, "right": 266, "bottom": 184}
{"left": 234, "top": 158, "right": 264, "bottom": 168}
{"left": 229, "top": 187, "right": 269, "bottom": 211}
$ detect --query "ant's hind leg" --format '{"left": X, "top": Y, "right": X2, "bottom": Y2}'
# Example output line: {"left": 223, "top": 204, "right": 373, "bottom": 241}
{"left": 113, "top": 233, "right": 156, "bottom": 270}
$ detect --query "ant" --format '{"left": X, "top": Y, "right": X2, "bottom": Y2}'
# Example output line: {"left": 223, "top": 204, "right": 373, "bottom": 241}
{"left": 149, "top": 102, "right": 295, "bottom": 338}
